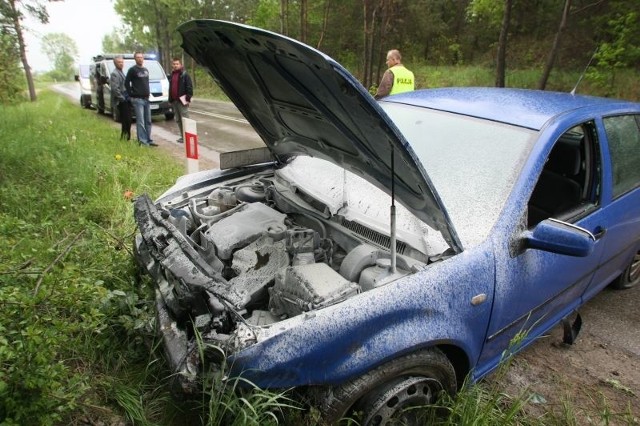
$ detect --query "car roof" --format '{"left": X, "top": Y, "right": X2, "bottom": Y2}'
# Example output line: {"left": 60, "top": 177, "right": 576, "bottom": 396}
{"left": 384, "top": 87, "right": 638, "bottom": 130}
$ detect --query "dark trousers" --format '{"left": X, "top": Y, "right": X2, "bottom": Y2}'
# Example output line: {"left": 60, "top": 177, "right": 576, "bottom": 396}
{"left": 118, "top": 101, "right": 132, "bottom": 140}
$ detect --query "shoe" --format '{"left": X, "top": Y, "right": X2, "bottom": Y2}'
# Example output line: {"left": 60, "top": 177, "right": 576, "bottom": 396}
{"left": 148, "top": 141, "right": 158, "bottom": 147}
{"left": 177, "top": 138, "right": 183, "bottom": 143}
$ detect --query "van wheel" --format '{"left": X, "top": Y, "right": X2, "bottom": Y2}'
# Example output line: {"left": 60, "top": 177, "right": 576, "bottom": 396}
{"left": 610, "top": 250, "right": 640, "bottom": 290}
{"left": 320, "top": 348, "right": 456, "bottom": 425}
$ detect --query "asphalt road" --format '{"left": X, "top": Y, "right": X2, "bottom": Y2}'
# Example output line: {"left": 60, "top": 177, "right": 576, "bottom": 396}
{"left": 54, "top": 82, "right": 264, "bottom": 168}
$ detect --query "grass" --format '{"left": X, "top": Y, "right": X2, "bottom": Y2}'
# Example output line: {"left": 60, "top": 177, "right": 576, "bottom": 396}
{"left": 192, "top": 63, "right": 640, "bottom": 102}
{"left": 1, "top": 82, "right": 638, "bottom": 425}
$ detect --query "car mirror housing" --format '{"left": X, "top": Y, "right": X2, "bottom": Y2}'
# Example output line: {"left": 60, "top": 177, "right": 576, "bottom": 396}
{"left": 523, "top": 218, "right": 595, "bottom": 257}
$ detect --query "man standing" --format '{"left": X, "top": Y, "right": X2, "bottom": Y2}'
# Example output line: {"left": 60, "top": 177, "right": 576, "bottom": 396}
{"left": 109, "top": 55, "right": 131, "bottom": 140}
{"left": 374, "top": 49, "right": 415, "bottom": 100}
{"left": 168, "top": 57, "right": 194, "bottom": 143}
{"left": 125, "top": 52, "right": 156, "bottom": 146}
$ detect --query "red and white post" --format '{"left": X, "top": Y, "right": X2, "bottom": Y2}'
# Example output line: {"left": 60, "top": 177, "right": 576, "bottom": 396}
{"left": 183, "top": 117, "right": 199, "bottom": 174}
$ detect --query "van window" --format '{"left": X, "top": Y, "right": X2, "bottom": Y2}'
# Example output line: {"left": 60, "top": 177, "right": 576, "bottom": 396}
{"left": 79, "top": 65, "right": 90, "bottom": 78}
{"left": 106, "top": 60, "right": 167, "bottom": 80}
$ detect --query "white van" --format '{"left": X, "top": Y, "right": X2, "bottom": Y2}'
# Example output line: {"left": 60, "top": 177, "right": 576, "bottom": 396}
{"left": 74, "top": 64, "right": 92, "bottom": 109}
{"left": 90, "top": 53, "right": 174, "bottom": 122}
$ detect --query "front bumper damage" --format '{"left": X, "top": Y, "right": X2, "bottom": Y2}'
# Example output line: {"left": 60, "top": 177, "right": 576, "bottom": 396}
{"left": 133, "top": 194, "right": 253, "bottom": 393}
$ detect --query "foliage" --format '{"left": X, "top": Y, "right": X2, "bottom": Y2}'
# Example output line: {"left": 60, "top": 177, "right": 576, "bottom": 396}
{"left": 41, "top": 32, "right": 78, "bottom": 81}
{"left": 0, "top": 0, "right": 60, "bottom": 101}
{"left": 0, "top": 32, "right": 23, "bottom": 103}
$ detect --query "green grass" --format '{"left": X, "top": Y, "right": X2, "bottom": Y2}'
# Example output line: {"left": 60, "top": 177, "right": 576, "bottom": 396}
{"left": 1, "top": 84, "right": 637, "bottom": 425}
{"left": 193, "top": 63, "right": 640, "bottom": 102}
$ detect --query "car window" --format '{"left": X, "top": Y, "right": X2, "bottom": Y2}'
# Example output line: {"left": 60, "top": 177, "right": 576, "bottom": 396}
{"left": 381, "top": 103, "right": 536, "bottom": 247}
{"left": 603, "top": 114, "right": 640, "bottom": 198}
{"left": 528, "top": 122, "right": 601, "bottom": 227}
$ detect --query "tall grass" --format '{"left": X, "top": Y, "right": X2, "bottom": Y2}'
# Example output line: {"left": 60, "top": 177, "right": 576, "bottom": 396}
{"left": 0, "top": 90, "right": 182, "bottom": 424}
{"left": 193, "top": 62, "right": 640, "bottom": 103}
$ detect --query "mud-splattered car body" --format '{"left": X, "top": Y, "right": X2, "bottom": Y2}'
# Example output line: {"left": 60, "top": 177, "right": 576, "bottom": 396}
{"left": 133, "top": 19, "right": 640, "bottom": 423}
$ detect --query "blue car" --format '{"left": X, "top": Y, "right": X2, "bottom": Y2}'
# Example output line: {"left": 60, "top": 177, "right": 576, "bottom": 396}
{"left": 133, "top": 20, "right": 640, "bottom": 424}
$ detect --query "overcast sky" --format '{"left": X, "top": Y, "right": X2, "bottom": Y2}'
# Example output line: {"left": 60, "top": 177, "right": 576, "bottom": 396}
{"left": 23, "top": 0, "right": 123, "bottom": 71}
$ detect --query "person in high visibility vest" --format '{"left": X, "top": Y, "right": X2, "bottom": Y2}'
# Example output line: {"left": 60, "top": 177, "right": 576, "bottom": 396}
{"left": 374, "top": 49, "right": 415, "bottom": 99}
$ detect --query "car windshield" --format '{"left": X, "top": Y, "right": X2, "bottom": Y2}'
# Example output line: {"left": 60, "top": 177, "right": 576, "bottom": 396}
{"left": 381, "top": 103, "right": 536, "bottom": 247}
{"left": 106, "top": 59, "right": 166, "bottom": 80}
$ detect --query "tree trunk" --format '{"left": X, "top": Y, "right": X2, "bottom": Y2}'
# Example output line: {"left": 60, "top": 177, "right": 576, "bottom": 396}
{"left": 300, "top": 0, "right": 308, "bottom": 43}
{"left": 317, "top": 0, "right": 330, "bottom": 49}
{"left": 9, "top": 0, "right": 37, "bottom": 101}
{"left": 538, "top": 0, "right": 571, "bottom": 90}
{"left": 495, "top": 0, "right": 512, "bottom": 87}
{"left": 363, "top": 0, "right": 372, "bottom": 88}
{"left": 280, "top": 0, "right": 288, "bottom": 35}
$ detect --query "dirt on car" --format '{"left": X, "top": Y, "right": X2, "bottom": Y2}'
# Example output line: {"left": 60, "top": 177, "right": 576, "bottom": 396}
{"left": 147, "top": 129, "right": 640, "bottom": 423}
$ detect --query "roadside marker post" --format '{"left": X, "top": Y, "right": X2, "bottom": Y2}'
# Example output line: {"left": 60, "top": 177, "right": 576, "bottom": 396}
{"left": 183, "top": 118, "right": 199, "bottom": 174}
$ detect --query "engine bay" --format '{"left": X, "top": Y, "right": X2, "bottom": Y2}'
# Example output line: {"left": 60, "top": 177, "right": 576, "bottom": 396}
{"left": 134, "top": 157, "right": 450, "bottom": 351}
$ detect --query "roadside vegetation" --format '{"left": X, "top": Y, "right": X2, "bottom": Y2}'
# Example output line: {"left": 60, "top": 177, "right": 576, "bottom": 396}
{"left": 1, "top": 80, "right": 637, "bottom": 425}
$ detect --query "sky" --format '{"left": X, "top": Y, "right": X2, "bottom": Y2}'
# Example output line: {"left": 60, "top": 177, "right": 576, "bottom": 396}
{"left": 23, "top": 0, "right": 123, "bottom": 72}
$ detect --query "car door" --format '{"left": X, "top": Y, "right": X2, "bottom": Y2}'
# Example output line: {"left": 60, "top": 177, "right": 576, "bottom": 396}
{"left": 476, "top": 121, "right": 608, "bottom": 374}
{"left": 584, "top": 113, "right": 640, "bottom": 299}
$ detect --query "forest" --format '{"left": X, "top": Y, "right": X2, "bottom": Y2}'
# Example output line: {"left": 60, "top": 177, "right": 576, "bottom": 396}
{"left": 1, "top": 0, "right": 639, "bottom": 103}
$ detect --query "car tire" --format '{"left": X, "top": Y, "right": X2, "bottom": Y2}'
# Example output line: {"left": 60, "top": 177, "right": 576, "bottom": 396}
{"left": 112, "top": 107, "right": 121, "bottom": 123}
{"left": 319, "top": 348, "right": 457, "bottom": 425}
{"left": 610, "top": 249, "right": 640, "bottom": 290}
{"left": 165, "top": 112, "right": 175, "bottom": 120}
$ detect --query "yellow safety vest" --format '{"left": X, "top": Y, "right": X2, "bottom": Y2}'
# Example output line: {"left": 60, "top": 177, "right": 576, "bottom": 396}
{"left": 389, "top": 65, "right": 415, "bottom": 95}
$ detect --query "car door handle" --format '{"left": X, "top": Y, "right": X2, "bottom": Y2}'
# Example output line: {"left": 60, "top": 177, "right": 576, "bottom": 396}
{"left": 593, "top": 227, "right": 607, "bottom": 240}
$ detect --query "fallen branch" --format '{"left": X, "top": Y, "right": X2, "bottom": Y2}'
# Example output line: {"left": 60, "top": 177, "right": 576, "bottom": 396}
{"left": 33, "top": 230, "right": 85, "bottom": 297}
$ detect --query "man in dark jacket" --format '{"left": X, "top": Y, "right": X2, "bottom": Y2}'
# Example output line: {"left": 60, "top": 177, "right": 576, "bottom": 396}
{"left": 169, "top": 57, "right": 194, "bottom": 143}
{"left": 125, "top": 52, "right": 156, "bottom": 146}
{"left": 110, "top": 55, "right": 131, "bottom": 140}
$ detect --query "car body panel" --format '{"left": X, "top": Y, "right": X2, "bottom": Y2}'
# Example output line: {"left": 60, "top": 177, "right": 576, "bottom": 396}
{"left": 132, "top": 19, "right": 640, "bottom": 414}
{"left": 227, "top": 246, "right": 495, "bottom": 388}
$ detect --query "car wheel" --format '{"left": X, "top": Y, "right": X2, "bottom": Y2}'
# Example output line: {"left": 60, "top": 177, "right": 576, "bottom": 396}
{"left": 610, "top": 250, "right": 640, "bottom": 290}
{"left": 320, "top": 348, "right": 457, "bottom": 425}
{"left": 165, "top": 112, "right": 175, "bottom": 120}
{"left": 112, "top": 107, "right": 121, "bottom": 123}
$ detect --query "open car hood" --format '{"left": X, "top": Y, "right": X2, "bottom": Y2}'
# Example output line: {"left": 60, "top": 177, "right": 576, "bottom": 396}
{"left": 178, "top": 20, "right": 462, "bottom": 251}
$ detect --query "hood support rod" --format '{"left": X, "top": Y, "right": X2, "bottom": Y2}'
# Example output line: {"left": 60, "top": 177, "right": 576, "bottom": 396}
{"left": 390, "top": 144, "right": 397, "bottom": 274}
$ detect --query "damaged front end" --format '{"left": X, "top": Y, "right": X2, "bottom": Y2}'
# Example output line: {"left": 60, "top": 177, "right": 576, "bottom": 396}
{"left": 133, "top": 157, "right": 447, "bottom": 393}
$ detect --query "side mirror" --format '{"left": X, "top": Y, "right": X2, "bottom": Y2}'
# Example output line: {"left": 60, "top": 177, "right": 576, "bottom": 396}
{"left": 74, "top": 75, "right": 80, "bottom": 82}
{"left": 522, "top": 218, "right": 595, "bottom": 257}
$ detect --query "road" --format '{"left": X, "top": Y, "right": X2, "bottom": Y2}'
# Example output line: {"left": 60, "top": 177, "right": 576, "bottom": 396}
{"left": 54, "top": 82, "right": 264, "bottom": 168}
{"left": 53, "top": 81, "right": 639, "bottom": 420}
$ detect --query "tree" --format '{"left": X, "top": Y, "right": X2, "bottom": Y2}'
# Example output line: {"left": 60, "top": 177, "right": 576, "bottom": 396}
{"left": 538, "top": 0, "right": 571, "bottom": 90}
{"left": 0, "top": 32, "right": 22, "bottom": 103}
{"left": 41, "top": 32, "right": 77, "bottom": 80}
{"left": 494, "top": 0, "right": 511, "bottom": 87}
{"left": 0, "top": 0, "right": 62, "bottom": 101}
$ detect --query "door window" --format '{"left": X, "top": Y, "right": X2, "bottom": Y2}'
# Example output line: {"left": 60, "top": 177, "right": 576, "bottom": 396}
{"left": 603, "top": 115, "right": 640, "bottom": 198}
